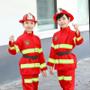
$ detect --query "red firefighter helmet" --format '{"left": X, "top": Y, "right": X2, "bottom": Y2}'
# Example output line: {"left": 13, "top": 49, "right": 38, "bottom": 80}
{"left": 53, "top": 8, "right": 74, "bottom": 23}
{"left": 19, "top": 13, "right": 37, "bottom": 23}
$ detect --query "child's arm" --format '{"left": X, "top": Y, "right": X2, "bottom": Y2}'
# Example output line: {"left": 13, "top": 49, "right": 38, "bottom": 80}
{"left": 73, "top": 24, "right": 84, "bottom": 45}
{"left": 47, "top": 35, "right": 56, "bottom": 67}
{"left": 47, "top": 35, "right": 56, "bottom": 75}
{"left": 38, "top": 39, "right": 47, "bottom": 76}
{"left": 8, "top": 35, "right": 21, "bottom": 55}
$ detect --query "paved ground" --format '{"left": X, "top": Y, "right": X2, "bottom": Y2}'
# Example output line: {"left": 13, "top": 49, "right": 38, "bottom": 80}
{"left": 0, "top": 57, "right": 90, "bottom": 90}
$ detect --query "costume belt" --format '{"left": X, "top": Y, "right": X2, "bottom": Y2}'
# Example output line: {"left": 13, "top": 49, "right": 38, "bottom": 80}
{"left": 56, "top": 51, "right": 71, "bottom": 56}
{"left": 23, "top": 55, "right": 38, "bottom": 59}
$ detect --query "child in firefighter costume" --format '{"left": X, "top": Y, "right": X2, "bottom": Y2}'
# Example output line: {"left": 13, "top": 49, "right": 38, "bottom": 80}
{"left": 8, "top": 13, "right": 47, "bottom": 90}
{"left": 47, "top": 9, "right": 84, "bottom": 90}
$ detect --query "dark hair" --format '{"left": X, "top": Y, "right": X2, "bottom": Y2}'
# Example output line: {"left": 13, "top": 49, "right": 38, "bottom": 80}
{"left": 56, "top": 14, "right": 69, "bottom": 21}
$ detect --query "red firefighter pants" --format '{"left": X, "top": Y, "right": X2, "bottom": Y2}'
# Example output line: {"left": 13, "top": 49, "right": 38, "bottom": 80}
{"left": 21, "top": 74, "right": 39, "bottom": 90}
{"left": 57, "top": 69, "right": 75, "bottom": 90}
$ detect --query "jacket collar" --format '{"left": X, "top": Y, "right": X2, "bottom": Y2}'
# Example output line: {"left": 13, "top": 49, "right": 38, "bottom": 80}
{"left": 60, "top": 26, "right": 70, "bottom": 32}
{"left": 24, "top": 31, "right": 34, "bottom": 36}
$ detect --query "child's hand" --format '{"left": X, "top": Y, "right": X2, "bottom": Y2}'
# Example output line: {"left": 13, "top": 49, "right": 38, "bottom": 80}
{"left": 9, "top": 35, "right": 15, "bottom": 42}
{"left": 72, "top": 24, "right": 79, "bottom": 35}
{"left": 49, "top": 66, "right": 54, "bottom": 75}
{"left": 42, "top": 70, "right": 47, "bottom": 77}
{"left": 72, "top": 24, "right": 79, "bottom": 30}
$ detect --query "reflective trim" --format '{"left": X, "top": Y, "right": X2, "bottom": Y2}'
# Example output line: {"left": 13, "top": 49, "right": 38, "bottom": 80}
{"left": 51, "top": 43, "right": 73, "bottom": 49}
{"left": 64, "top": 76, "right": 72, "bottom": 80}
{"left": 20, "top": 63, "right": 40, "bottom": 69}
{"left": 40, "top": 63, "right": 47, "bottom": 69}
{"left": 24, "top": 78, "right": 39, "bottom": 83}
{"left": 58, "top": 76, "right": 72, "bottom": 81}
{"left": 73, "top": 37, "right": 76, "bottom": 45}
{"left": 9, "top": 46, "right": 15, "bottom": 50}
{"left": 48, "top": 58, "right": 74, "bottom": 64}
{"left": 76, "top": 36, "right": 82, "bottom": 41}
{"left": 58, "top": 76, "right": 64, "bottom": 80}
{"left": 14, "top": 45, "right": 20, "bottom": 53}
{"left": 24, "top": 79, "right": 32, "bottom": 83}
{"left": 9, "top": 45, "right": 20, "bottom": 53}
{"left": 22, "top": 48, "right": 42, "bottom": 54}
{"left": 33, "top": 78, "right": 39, "bottom": 82}
{"left": 48, "top": 58, "right": 57, "bottom": 64}
{"left": 59, "top": 59, "right": 74, "bottom": 64}
{"left": 73, "top": 36, "right": 83, "bottom": 44}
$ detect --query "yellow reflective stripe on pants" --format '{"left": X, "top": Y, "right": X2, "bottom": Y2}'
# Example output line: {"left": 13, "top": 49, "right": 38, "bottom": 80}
{"left": 48, "top": 58, "right": 74, "bottom": 64}
{"left": 58, "top": 76, "right": 72, "bottom": 81}
{"left": 9, "top": 45, "right": 20, "bottom": 53}
{"left": 22, "top": 48, "right": 42, "bottom": 54}
{"left": 58, "top": 76, "right": 64, "bottom": 80}
{"left": 51, "top": 43, "right": 73, "bottom": 49}
{"left": 40, "top": 63, "right": 46, "bottom": 69}
{"left": 21, "top": 63, "right": 40, "bottom": 69}
{"left": 24, "top": 78, "right": 39, "bottom": 83}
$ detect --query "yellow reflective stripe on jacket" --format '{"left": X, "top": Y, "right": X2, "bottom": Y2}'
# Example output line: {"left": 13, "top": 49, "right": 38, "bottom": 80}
{"left": 76, "top": 36, "right": 82, "bottom": 41}
{"left": 22, "top": 48, "right": 42, "bottom": 54}
{"left": 58, "top": 76, "right": 72, "bottom": 81}
{"left": 64, "top": 76, "right": 72, "bottom": 81}
{"left": 24, "top": 78, "right": 39, "bottom": 83}
{"left": 48, "top": 58, "right": 74, "bottom": 64}
{"left": 48, "top": 58, "right": 58, "bottom": 64}
{"left": 9, "top": 46, "right": 15, "bottom": 50}
{"left": 73, "top": 37, "right": 76, "bottom": 45}
{"left": 40, "top": 63, "right": 46, "bottom": 69}
{"left": 9, "top": 45, "right": 20, "bottom": 53}
{"left": 20, "top": 63, "right": 40, "bottom": 69}
{"left": 59, "top": 59, "right": 74, "bottom": 64}
{"left": 14, "top": 45, "right": 20, "bottom": 53}
{"left": 73, "top": 36, "right": 82, "bottom": 44}
{"left": 58, "top": 76, "right": 64, "bottom": 80}
{"left": 51, "top": 43, "right": 73, "bottom": 49}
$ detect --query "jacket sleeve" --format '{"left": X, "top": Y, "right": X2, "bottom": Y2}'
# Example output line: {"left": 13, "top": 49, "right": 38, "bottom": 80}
{"left": 38, "top": 39, "right": 47, "bottom": 71}
{"left": 8, "top": 37, "right": 22, "bottom": 55}
{"left": 73, "top": 31, "right": 84, "bottom": 45}
{"left": 47, "top": 35, "right": 56, "bottom": 67}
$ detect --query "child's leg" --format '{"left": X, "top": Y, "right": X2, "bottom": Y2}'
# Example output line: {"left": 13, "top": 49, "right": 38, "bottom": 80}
{"left": 32, "top": 74, "right": 39, "bottom": 90}
{"left": 57, "top": 70, "right": 65, "bottom": 89}
{"left": 21, "top": 75, "right": 33, "bottom": 90}
{"left": 57, "top": 69, "right": 75, "bottom": 90}
{"left": 21, "top": 74, "right": 39, "bottom": 90}
{"left": 63, "top": 69, "right": 75, "bottom": 90}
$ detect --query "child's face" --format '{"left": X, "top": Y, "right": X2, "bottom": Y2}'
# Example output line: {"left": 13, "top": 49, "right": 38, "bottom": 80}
{"left": 57, "top": 15, "right": 70, "bottom": 28}
{"left": 23, "top": 21, "right": 35, "bottom": 31}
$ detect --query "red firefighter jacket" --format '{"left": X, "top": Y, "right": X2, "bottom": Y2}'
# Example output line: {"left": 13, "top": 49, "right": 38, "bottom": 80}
{"left": 8, "top": 31, "right": 47, "bottom": 75}
{"left": 47, "top": 26, "right": 83, "bottom": 70}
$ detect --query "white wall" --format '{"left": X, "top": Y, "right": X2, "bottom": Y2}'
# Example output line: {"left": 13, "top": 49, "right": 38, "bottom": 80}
{"left": 0, "top": 0, "right": 89, "bottom": 46}
{"left": 0, "top": 0, "right": 37, "bottom": 46}
{"left": 38, "top": 0, "right": 89, "bottom": 40}
{"left": 57, "top": 0, "right": 89, "bottom": 31}
{"left": 57, "top": 0, "right": 77, "bottom": 20}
